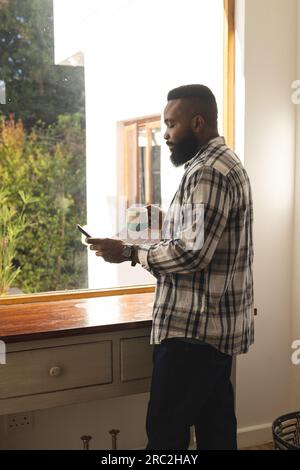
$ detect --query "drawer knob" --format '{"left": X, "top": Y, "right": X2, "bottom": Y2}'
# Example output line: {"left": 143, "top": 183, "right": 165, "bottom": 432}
{"left": 49, "top": 366, "right": 62, "bottom": 377}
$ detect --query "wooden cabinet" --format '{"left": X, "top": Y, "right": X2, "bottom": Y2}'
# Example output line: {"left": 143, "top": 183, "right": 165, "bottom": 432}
{"left": 0, "top": 294, "right": 154, "bottom": 415}
{"left": 0, "top": 328, "right": 153, "bottom": 415}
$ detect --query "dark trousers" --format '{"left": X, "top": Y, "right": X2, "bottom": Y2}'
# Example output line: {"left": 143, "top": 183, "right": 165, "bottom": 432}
{"left": 146, "top": 339, "right": 237, "bottom": 450}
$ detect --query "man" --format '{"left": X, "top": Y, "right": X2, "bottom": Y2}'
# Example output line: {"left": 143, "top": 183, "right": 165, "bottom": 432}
{"left": 87, "top": 84, "right": 254, "bottom": 450}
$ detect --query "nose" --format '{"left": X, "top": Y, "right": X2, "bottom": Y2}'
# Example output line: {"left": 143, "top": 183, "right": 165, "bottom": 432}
{"left": 164, "top": 129, "right": 170, "bottom": 140}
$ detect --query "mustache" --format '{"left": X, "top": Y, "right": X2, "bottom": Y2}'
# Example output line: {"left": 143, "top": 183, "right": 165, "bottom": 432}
{"left": 166, "top": 142, "right": 175, "bottom": 151}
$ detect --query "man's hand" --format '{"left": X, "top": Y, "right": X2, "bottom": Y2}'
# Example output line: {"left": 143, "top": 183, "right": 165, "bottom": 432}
{"left": 86, "top": 238, "right": 126, "bottom": 264}
{"left": 145, "top": 205, "right": 165, "bottom": 230}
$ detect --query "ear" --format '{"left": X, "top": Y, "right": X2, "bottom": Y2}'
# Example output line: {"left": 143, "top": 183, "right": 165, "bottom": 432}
{"left": 191, "top": 115, "right": 205, "bottom": 132}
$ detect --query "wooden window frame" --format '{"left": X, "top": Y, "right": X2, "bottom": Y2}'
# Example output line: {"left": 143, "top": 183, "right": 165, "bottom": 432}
{"left": 123, "top": 116, "right": 161, "bottom": 207}
{"left": 123, "top": 121, "right": 139, "bottom": 206}
{"left": 0, "top": 0, "right": 235, "bottom": 305}
{"left": 144, "top": 120, "right": 161, "bottom": 205}
{"left": 223, "top": 0, "right": 235, "bottom": 149}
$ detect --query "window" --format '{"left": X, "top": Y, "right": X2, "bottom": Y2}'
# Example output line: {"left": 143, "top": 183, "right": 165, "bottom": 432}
{"left": 0, "top": 0, "right": 235, "bottom": 304}
{"left": 123, "top": 117, "right": 161, "bottom": 207}
{"left": 0, "top": 0, "right": 87, "bottom": 300}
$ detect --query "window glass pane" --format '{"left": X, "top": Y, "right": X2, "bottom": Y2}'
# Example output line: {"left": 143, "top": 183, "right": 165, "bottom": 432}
{"left": 138, "top": 139, "right": 146, "bottom": 204}
{"left": 151, "top": 128, "right": 161, "bottom": 206}
{"left": 1, "top": 0, "right": 224, "bottom": 296}
{"left": 152, "top": 129, "right": 161, "bottom": 173}
{"left": 0, "top": 0, "right": 87, "bottom": 297}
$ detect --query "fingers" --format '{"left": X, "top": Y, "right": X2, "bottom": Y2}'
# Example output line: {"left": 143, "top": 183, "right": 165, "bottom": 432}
{"left": 86, "top": 238, "right": 108, "bottom": 252}
{"left": 86, "top": 238, "right": 105, "bottom": 244}
{"left": 89, "top": 244, "right": 99, "bottom": 251}
{"left": 86, "top": 238, "right": 124, "bottom": 262}
{"left": 88, "top": 244, "right": 103, "bottom": 258}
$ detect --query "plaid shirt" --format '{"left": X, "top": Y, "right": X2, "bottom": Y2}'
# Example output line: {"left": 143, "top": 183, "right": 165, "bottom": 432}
{"left": 138, "top": 136, "right": 254, "bottom": 355}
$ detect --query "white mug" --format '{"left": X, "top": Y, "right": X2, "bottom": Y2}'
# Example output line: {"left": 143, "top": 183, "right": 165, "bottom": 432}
{"left": 126, "top": 206, "right": 148, "bottom": 240}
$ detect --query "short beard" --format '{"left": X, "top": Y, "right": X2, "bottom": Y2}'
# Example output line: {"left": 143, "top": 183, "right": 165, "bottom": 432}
{"left": 169, "top": 132, "right": 200, "bottom": 167}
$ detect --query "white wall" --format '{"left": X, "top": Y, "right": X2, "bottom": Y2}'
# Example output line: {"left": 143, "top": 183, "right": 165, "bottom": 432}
{"left": 236, "top": 0, "right": 297, "bottom": 447}
{"left": 82, "top": 0, "right": 224, "bottom": 289}
{"left": 291, "top": 0, "right": 300, "bottom": 410}
{"left": 53, "top": 1, "right": 129, "bottom": 65}
{"left": 0, "top": 393, "right": 149, "bottom": 450}
{"left": 234, "top": 0, "right": 245, "bottom": 163}
{"left": 54, "top": 0, "right": 224, "bottom": 289}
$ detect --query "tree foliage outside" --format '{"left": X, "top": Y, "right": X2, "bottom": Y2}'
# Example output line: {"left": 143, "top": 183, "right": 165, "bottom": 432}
{"left": 0, "top": 0, "right": 85, "bottom": 128}
{"left": 0, "top": 188, "right": 28, "bottom": 296}
{"left": 0, "top": 0, "right": 87, "bottom": 295}
{"left": 0, "top": 114, "right": 87, "bottom": 294}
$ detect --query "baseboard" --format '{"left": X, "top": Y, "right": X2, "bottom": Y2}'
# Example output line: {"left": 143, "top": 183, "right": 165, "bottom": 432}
{"left": 135, "top": 423, "right": 273, "bottom": 451}
{"left": 237, "top": 423, "right": 273, "bottom": 448}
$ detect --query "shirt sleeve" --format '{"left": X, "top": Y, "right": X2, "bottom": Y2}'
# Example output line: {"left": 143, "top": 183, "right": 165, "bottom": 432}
{"left": 137, "top": 166, "right": 232, "bottom": 275}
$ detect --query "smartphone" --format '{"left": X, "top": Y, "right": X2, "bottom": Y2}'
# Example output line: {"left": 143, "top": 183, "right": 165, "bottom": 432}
{"left": 77, "top": 224, "right": 91, "bottom": 238}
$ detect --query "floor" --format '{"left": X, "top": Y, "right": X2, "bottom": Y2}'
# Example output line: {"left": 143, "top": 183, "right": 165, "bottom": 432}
{"left": 241, "top": 442, "right": 274, "bottom": 450}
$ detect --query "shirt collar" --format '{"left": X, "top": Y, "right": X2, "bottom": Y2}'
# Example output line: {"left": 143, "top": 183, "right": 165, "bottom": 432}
{"left": 184, "top": 136, "right": 226, "bottom": 170}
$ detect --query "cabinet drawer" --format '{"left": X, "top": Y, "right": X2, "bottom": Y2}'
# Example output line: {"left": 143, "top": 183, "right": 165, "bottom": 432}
{"left": 0, "top": 341, "right": 112, "bottom": 399}
{"left": 120, "top": 336, "right": 153, "bottom": 382}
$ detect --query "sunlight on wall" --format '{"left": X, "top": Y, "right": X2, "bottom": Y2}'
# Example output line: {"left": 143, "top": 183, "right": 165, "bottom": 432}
{"left": 54, "top": 0, "right": 224, "bottom": 288}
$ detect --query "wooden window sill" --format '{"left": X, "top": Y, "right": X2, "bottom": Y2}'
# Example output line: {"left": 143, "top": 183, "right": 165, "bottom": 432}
{"left": 0, "top": 292, "right": 154, "bottom": 343}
